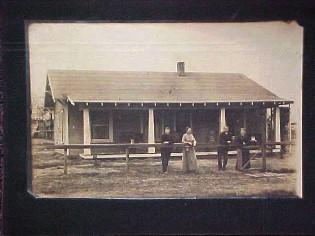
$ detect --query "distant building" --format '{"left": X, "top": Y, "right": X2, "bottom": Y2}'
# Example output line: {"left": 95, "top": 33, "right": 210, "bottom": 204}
{"left": 44, "top": 62, "right": 293, "bottom": 155}
{"left": 32, "top": 106, "right": 54, "bottom": 139}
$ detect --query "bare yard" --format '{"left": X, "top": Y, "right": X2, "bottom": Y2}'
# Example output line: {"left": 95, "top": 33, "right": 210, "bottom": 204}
{"left": 32, "top": 139, "right": 297, "bottom": 198}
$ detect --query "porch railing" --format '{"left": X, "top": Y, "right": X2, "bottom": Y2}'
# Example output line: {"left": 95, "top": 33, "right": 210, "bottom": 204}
{"left": 44, "top": 142, "right": 294, "bottom": 175}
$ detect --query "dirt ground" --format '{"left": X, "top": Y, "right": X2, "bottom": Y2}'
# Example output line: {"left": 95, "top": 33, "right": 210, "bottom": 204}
{"left": 32, "top": 139, "right": 298, "bottom": 198}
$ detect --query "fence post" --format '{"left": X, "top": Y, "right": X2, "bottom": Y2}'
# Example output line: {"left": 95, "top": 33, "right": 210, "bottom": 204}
{"left": 236, "top": 147, "right": 243, "bottom": 171}
{"left": 64, "top": 148, "right": 68, "bottom": 175}
{"left": 262, "top": 145, "right": 266, "bottom": 172}
{"left": 280, "top": 144, "right": 284, "bottom": 159}
{"left": 125, "top": 147, "right": 130, "bottom": 171}
{"left": 93, "top": 154, "right": 98, "bottom": 166}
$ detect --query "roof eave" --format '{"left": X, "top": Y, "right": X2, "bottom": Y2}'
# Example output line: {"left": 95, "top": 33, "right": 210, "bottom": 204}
{"left": 70, "top": 99, "right": 294, "bottom": 105}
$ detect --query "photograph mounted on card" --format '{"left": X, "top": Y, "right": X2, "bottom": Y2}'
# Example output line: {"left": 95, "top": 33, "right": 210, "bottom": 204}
{"left": 27, "top": 21, "right": 302, "bottom": 198}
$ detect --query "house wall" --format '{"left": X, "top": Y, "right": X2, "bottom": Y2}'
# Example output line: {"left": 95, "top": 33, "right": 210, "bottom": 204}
{"left": 280, "top": 107, "right": 290, "bottom": 142}
{"left": 154, "top": 109, "right": 220, "bottom": 144}
{"left": 154, "top": 110, "right": 181, "bottom": 151}
{"left": 53, "top": 101, "right": 64, "bottom": 145}
{"left": 226, "top": 108, "right": 266, "bottom": 143}
{"left": 113, "top": 110, "right": 145, "bottom": 143}
{"left": 53, "top": 103, "right": 85, "bottom": 155}
{"left": 193, "top": 109, "right": 220, "bottom": 144}
{"left": 89, "top": 109, "right": 146, "bottom": 154}
{"left": 226, "top": 109, "right": 243, "bottom": 137}
{"left": 68, "top": 105, "right": 84, "bottom": 155}
{"left": 245, "top": 108, "right": 266, "bottom": 143}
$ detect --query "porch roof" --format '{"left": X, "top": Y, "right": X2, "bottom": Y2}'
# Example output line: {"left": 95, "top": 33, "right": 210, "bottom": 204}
{"left": 45, "top": 70, "right": 291, "bottom": 106}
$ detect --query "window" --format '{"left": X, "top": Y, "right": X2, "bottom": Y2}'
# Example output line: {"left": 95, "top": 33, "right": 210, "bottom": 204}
{"left": 90, "top": 111, "right": 110, "bottom": 141}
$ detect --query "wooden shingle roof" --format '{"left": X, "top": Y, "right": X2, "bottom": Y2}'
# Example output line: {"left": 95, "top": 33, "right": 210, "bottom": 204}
{"left": 45, "top": 70, "right": 289, "bottom": 105}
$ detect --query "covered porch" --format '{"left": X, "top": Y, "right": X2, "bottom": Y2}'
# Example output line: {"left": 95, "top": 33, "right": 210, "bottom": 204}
{"left": 61, "top": 101, "right": 292, "bottom": 156}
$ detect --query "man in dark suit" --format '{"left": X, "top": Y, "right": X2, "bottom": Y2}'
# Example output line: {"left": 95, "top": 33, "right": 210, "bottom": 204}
{"left": 236, "top": 128, "right": 251, "bottom": 169}
{"left": 160, "top": 127, "right": 174, "bottom": 173}
{"left": 218, "top": 126, "right": 232, "bottom": 171}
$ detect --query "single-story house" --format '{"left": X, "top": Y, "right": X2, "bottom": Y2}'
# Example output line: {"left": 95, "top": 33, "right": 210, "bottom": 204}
{"left": 44, "top": 62, "right": 293, "bottom": 156}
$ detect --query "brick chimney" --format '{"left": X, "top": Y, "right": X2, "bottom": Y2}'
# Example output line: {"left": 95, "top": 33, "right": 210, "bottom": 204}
{"left": 177, "top": 62, "right": 185, "bottom": 76}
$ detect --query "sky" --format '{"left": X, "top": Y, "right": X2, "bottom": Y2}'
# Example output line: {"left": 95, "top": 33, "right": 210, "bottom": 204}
{"left": 27, "top": 22, "right": 303, "bottom": 122}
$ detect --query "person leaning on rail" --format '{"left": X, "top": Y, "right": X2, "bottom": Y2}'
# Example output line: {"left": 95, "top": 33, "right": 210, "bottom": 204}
{"left": 160, "top": 126, "right": 174, "bottom": 174}
{"left": 236, "top": 128, "right": 252, "bottom": 169}
{"left": 217, "top": 126, "right": 233, "bottom": 171}
{"left": 181, "top": 127, "right": 198, "bottom": 173}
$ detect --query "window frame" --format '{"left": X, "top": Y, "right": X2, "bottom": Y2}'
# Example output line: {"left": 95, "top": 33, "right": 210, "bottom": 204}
{"left": 89, "top": 109, "right": 113, "bottom": 143}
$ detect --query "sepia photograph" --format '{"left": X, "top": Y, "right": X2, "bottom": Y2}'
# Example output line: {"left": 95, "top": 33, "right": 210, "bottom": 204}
{"left": 27, "top": 21, "right": 302, "bottom": 198}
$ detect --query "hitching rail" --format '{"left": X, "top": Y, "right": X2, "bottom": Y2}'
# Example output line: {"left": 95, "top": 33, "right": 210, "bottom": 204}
{"left": 45, "top": 142, "right": 293, "bottom": 175}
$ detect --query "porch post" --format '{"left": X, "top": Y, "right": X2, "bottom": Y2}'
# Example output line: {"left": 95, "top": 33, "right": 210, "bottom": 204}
{"left": 265, "top": 108, "right": 270, "bottom": 142}
{"left": 148, "top": 108, "right": 155, "bottom": 153}
{"left": 288, "top": 105, "right": 292, "bottom": 152}
{"left": 219, "top": 107, "right": 226, "bottom": 133}
{"left": 83, "top": 108, "right": 91, "bottom": 155}
{"left": 288, "top": 105, "right": 292, "bottom": 142}
{"left": 275, "top": 107, "right": 281, "bottom": 148}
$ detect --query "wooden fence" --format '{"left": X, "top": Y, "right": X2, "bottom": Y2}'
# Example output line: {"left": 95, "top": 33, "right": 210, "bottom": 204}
{"left": 45, "top": 142, "right": 293, "bottom": 175}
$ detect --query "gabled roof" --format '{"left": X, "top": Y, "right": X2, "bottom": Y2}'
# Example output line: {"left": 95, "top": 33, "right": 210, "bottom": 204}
{"left": 45, "top": 69, "right": 290, "bottom": 106}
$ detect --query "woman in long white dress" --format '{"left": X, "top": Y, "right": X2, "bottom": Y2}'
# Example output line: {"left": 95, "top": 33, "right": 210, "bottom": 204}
{"left": 181, "top": 127, "right": 198, "bottom": 173}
